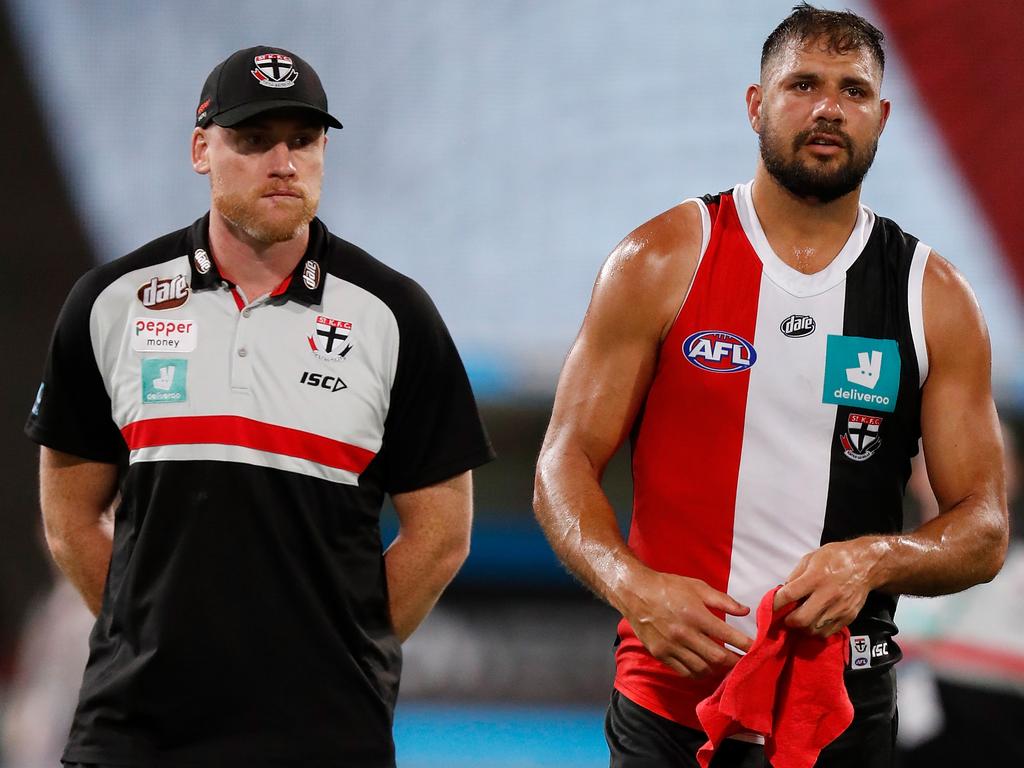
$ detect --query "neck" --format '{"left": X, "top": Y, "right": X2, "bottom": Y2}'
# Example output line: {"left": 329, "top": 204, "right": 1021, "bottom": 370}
{"left": 750, "top": 164, "right": 862, "bottom": 274}
{"left": 207, "top": 208, "right": 310, "bottom": 301}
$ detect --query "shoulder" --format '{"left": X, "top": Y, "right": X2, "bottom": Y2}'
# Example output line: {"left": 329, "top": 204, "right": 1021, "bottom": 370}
{"left": 600, "top": 200, "right": 703, "bottom": 285}
{"left": 922, "top": 249, "right": 989, "bottom": 367}
{"left": 59, "top": 224, "right": 193, "bottom": 319}
{"left": 592, "top": 199, "right": 706, "bottom": 338}
{"left": 320, "top": 230, "right": 442, "bottom": 326}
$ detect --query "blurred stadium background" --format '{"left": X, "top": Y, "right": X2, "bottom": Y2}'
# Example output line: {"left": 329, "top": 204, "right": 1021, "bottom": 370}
{"left": 2, "top": 1, "right": 1022, "bottom": 765}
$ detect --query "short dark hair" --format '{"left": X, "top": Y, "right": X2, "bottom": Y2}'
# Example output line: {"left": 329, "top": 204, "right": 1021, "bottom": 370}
{"left": 761, "top": 3, "right": 885, "bottom": 76}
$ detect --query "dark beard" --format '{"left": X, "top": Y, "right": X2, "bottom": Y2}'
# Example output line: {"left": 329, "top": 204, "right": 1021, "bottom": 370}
{"left": 760, "top": 121, "right": 878, "bottom": 204}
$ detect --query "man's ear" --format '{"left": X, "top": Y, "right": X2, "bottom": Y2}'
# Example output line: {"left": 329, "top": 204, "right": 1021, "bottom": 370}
{"left": 746, "top": 84, "right": 764, "bottom": 134}
{"left": 192, "top": 127, "right": 211, "bottom": 175}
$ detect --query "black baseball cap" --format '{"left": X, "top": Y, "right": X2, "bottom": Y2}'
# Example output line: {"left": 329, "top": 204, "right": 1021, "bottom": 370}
{"left": 195, "top": 46, "right": 342, "bottom": 129}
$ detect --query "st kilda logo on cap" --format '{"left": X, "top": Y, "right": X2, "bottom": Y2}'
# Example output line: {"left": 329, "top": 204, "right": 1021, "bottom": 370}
{"left": 138, "top": 275, "right": 190, "bottom": 310}
{"left": 251, "top": 53, "right": 298, "bottom": 89}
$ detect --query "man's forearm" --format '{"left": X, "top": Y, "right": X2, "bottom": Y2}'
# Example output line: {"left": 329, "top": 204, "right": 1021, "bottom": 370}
{"left": 384, "top": 532, "right": 468, "bottom": 642}
{"left": 46, "top": 515, "right": 114, "bottom": 616}
{"left": 868, "top": 495, "right": 1007, "bottom": 597}
{"left": 533, "top": 448, "right": 647, "bottom": 615}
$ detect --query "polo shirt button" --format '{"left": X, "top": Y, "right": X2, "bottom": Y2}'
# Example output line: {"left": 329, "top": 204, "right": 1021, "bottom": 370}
{"left": 237, "top": 348, "right": 248, "bottom": 357}
{"left": 242, "top": 308, "right": 252, "bottom": 318}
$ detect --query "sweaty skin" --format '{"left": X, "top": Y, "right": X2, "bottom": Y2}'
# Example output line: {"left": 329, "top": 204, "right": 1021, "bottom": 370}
{"left": 533, "top": 36, "right": 1008, "bottom": 679}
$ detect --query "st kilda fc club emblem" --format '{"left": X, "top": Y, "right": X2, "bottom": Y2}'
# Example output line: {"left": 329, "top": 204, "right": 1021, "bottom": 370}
{"left": 841, "top": 413, "right": 882, "bottom": 462}
{"left": 251, "top": 53, "right": 298, "bottom": 89}
{"left": 308, "top": 315, "right": 353, "bottom": 361}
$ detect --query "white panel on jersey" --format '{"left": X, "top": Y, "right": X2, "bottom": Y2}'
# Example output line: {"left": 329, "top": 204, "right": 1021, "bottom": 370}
{"left": 91, "top": 262, "right": 398, "bottom": 480}
{"left": 727, "top": 276, "right": 845, "bottom": 640}
{"left": 909, "top": 242, "right": 931, "bottom": 386}
{"left": 131, "top": 444, "right": 361, "bottom": 486}
{"left": 734, "top": 181, "right": 875, "bottom": 298}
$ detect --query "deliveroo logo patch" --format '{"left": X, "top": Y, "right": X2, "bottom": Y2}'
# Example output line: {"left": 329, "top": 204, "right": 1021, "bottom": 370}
{"left": 822, "top": 335, "right": 900, "bottom": 413}
{"left": 141, "top": 359, "right": 188, "bottom": 404}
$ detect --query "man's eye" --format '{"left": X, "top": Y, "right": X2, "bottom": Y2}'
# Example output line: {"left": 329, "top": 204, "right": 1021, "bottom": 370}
{"left": 794, "top": 82, "right": 812, "bottom": 91}
{"left": 846, "top": 88, "right": 864, "bottom": 97}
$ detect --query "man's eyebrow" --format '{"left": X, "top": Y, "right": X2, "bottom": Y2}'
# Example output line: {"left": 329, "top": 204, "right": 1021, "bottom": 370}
{"left": 840, "top": 75, "right": 874, "bottom": 90}
{"left": 786, "top": 71, "right": 823, "bottom": 83}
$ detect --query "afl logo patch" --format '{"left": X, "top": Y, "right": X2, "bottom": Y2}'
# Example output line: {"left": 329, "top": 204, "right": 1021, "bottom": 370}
{"left": 683, "top": 330, "right": 756, "bottom": 373}
{"left": 302, "top": 261, "right": 320, "bottom": 290}
{"left": 193, "top": 249, "right": 212, "bottom": 275}
{"left": 780, "top": 314, "right": 815, "bottom": 338}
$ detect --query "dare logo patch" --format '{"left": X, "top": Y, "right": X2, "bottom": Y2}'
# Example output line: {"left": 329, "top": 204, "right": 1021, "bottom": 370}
{"left": 138, "top": 275, "right": 189, "bottom": 310}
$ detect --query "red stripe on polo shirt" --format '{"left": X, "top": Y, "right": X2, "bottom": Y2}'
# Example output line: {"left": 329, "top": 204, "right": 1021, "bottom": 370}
{"left": 121, "top": 415, "right": 377, "bottom": 473}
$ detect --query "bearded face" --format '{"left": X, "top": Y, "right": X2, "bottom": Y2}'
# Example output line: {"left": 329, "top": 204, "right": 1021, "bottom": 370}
{"left": 211, "top": 167, "right": 320, "bottom": 244}
{"left": 758, "top": 107, "right": 880, "bottom": 204}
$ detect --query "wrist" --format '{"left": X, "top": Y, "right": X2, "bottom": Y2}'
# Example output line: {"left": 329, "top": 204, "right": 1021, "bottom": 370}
{"left": 603, "top": 554, "right": 652, "bottom": 617}
{"left": 863, "top": 535, "right": 896, "bottom": 592}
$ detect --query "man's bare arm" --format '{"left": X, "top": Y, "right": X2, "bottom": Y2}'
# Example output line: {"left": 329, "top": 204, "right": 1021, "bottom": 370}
{"left": 40, "top": 447, "right": 119, "bottom": 616}
{"left": 385, "top": 471, "right": 473, "bottom": 642}
{"left": 776, "top": 252, "right": 1009, "bottom": 633}
{"left": 534, "top": 203, "right": 754, "bottom": 679}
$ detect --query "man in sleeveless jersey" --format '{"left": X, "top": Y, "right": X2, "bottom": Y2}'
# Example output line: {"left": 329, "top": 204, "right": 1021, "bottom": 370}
{"left": 27, "top": 47, "right": 493, "bottom": 768}
{"left": 535, "top": 5, "right": 1007, "bottom": 767}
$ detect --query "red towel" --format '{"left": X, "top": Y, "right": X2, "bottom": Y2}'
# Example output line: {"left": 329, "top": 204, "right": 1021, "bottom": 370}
{"left": 695, "top": 587, "right": 854, "bottom": 768}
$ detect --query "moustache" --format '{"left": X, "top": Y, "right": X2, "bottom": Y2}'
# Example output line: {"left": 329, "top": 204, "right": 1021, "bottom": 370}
{"left": 793, "top": 124, "right": 852, "bottom": 151}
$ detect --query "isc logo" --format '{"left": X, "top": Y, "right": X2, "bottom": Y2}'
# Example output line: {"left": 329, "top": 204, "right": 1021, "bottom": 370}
{"left": 780, "top": 314, "right": 816, "bottom": 338}
{"left": 299, "top": 371, "right": 347, "bottom": 393}
{"left": 682, "top": 330, "right": 757, "bottom": 373}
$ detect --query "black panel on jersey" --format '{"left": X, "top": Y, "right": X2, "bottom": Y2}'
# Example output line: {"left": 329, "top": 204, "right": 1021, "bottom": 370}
{"left": 821, "top": 215, "right": 923, "bottom": 642}
{"left": 25, "top": 228, "right": 193, "bottom": 462}
{"left": 315, "top": 235, "right": 496, "bottom": 495}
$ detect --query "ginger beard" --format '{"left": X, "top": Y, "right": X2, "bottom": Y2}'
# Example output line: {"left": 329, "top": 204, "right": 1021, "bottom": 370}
{"left": 759, "top": 108, "right": 880, "bottom": 204}
{"left": 211, "top": 170, "right": 320, "bottom": 244}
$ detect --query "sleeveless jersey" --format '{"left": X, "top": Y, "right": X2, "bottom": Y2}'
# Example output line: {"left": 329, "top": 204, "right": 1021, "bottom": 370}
{"left": 614, "top": 181, "right": 930, "bottom": 730}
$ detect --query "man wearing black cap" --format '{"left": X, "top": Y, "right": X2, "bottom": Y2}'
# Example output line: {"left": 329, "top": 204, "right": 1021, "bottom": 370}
{"left": 27, "top": 46, "right": 494, "bottom": 768}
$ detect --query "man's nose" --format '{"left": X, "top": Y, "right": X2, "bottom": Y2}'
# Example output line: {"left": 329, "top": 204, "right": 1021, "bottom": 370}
{"left": 811, "top": 92, "right": 845, "bottom": 124}
{"left": 267, "top": 141, "right": 297, "bottom": 176}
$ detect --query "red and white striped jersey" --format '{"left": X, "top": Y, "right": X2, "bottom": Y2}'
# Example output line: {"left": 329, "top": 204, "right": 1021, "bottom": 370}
{"left": 614, "top": 181, "right": 930, "bottom": 729}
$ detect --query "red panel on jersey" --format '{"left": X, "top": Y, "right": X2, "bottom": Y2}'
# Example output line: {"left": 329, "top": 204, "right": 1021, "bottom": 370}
{"left": 614, "top": 193, "right": 765, "bottom": 729}
{"left": 121, "top": 415, "right": 377, "bottom": 473}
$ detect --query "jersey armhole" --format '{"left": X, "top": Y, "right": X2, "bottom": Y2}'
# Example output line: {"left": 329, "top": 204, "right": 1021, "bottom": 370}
{"left": 908, "top": 242, "right": 931, "bottom": 387}
{"left": 664, "top": 197, "right": 712, "bottom": 333}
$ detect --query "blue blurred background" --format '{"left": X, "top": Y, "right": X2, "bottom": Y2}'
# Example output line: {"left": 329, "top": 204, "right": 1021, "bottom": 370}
{"left": 2, "top": 1, "right": 1022, "bottom": 766}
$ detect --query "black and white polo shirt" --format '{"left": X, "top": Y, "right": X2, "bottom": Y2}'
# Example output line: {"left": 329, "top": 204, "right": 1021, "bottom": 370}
{"left": 26, "top": 214, "right": 494, "bottom": 768}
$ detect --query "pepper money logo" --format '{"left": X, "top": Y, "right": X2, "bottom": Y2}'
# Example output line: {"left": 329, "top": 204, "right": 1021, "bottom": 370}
{"left": 822, "top": 335, "right": 900, "bottom": 413}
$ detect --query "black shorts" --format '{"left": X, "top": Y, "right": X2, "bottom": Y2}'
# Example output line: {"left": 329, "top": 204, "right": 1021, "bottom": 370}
{"left": 605, "top": 667, "right": 897, "bottom": 768}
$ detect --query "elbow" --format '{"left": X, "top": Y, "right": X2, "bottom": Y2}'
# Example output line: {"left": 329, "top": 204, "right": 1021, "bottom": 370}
{"left": 977, "top": 509, "right": 1010, "bottom": 585}
{"left": 42, "top": 521, "right": 69, "bottom": 566}
{"left": 438, "top": 528, "right": 472, "bottom": 583}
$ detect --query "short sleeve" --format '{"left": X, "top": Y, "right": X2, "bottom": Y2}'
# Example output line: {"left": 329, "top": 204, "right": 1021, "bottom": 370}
{"left": 381, "top": 283, "right": 494, "bottom": 493}
{"left": 25, "top": 271, "right": 126, "bottom": 463}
